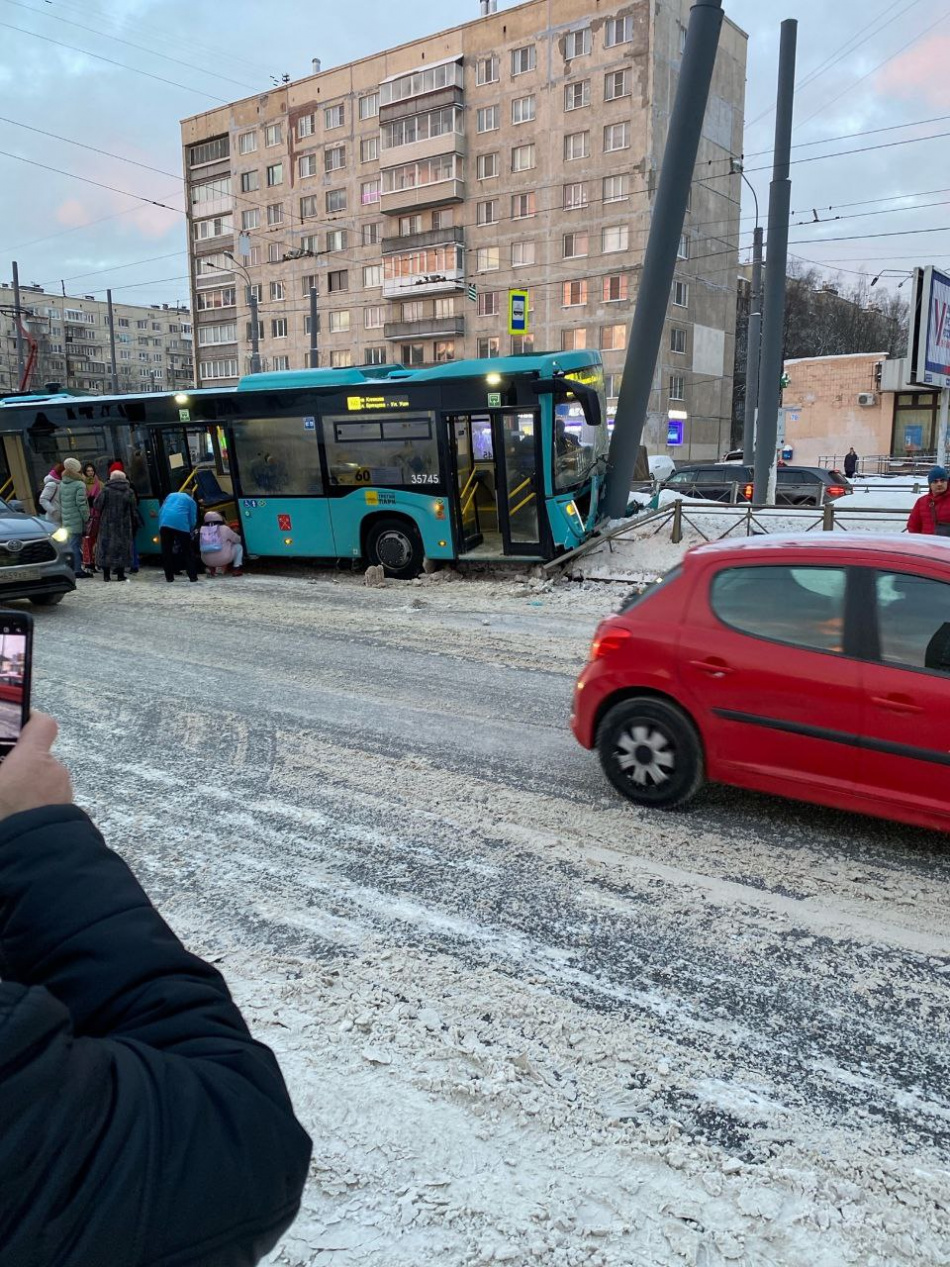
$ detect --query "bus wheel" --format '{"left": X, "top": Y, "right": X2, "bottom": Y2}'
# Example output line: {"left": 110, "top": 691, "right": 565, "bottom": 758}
{"left": 366, "top": 517, "right": 424, "bottom": 580}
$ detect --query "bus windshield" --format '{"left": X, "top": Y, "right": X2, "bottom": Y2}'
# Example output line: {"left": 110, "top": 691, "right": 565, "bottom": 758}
{"left": 553, "top": 410, "right": 609, "bottom": 493}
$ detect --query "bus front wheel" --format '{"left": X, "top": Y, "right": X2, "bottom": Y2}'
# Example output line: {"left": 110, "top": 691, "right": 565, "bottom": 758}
{"left": 366, "top": 517, "right": 424, "bottom": 580}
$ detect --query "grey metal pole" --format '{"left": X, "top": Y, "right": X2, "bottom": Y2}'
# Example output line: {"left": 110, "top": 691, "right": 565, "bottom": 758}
{"left": 937, "top": 387, "right": 949, "bottom": 466}
{"left": 603, "top": 0, "right": 724, "bottom": 519}
{"left": 753, "top": 20, "right": 797, "bottom": 504}
{"left": 11, "top": 261, "right": 25, "bottom": 384}
{"left": 106, "top": 288, "right": 120, "bottom": 393}
{"left": 742, "top": 225, "right": 763, "bottom": 463}
{"left": 309, "top": 285, "right": 318, "bottom": 368}
{"left": 248, "top": 286, "right": 262, "bottom": 374}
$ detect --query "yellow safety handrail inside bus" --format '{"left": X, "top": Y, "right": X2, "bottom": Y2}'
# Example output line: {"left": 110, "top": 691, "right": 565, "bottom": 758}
{"left": 0, "top": 477, "right": 13, "bottom": 501}
{"left": 459, "top": 468, "right": 479, "bottom": 515}
{"left": 178, "top": 468, "right": 198, "bottom": 495}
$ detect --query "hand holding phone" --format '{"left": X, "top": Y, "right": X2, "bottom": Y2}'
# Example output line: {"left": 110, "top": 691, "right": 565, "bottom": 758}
{"left": 0, "top": 712, "right": 73, "bottom": 819}
{"left": 0, "top": 611, "right": 32, "bottom": 761}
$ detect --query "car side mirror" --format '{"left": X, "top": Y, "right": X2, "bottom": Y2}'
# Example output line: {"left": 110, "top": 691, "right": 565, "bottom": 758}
{"left": 532, "top": 375, "right": 603, "bottom": 428}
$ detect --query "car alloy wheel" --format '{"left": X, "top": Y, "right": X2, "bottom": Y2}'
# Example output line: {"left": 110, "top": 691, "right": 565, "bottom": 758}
{"left": 596, "top": 697, "right": 704, "bottom": 809}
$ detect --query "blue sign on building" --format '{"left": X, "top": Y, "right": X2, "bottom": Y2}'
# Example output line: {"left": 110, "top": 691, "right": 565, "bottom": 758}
{"left": 667, "top": 419, "right": 684, "bottom": 446}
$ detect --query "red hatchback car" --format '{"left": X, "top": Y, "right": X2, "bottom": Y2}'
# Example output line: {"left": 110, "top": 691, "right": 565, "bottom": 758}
{"left": 572, "top": 534, "right": 950, "bottom": 833}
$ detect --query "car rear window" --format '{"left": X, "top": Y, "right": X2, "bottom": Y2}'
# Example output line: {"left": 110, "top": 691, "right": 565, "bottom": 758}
{"left": 710, "top": 564, "right": 847, "bottom": 652}
{"left": 619, "top": 564, "right": 683, "bottom": 612}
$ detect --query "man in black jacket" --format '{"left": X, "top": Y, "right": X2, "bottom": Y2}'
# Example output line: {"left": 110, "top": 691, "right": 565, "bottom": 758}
{"left": 0, "top": 714, "right": 312, "bottom": 1266}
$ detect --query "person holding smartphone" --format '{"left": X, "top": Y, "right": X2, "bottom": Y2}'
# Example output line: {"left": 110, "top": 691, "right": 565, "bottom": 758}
{"left": 0, "top": 713, "right": 312, "bottom": 1263}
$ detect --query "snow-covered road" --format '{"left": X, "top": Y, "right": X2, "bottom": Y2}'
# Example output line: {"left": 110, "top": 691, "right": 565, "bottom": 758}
{"left": 36, "top": 567, "right": 950, "bottom": 1266}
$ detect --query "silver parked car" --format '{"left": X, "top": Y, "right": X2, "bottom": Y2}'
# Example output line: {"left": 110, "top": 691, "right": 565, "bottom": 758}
{"left": 0, "top": 498, "right": 76, "bottom": 606}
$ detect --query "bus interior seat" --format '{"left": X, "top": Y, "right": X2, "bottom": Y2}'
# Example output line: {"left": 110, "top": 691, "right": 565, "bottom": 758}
{"left": 194, "top": 466, "right": 232, "bottom": 507}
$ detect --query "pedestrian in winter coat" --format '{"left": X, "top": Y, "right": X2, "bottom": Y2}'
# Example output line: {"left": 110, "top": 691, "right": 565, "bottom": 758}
{"left": 844, "top": 447, "right": 858, "bottom": 479}
{"left": 199, "top": 510, "right": 244, "bottom": 577}
{"left": 59, "top": 458, "right": 91, "bottom": 578}
{"left": 907, "top": 465, "right": 950, "bottom": 535}
{"left": 159, "top": 490, "right": 199, "bottom": 583}
{"left": 38, "top": 463, "right": 64, "bottom": 524}
{"left": 0, "top": 712, "right": 313, "bottom": 1265}
{"left": 94, "top": 470, "right": 139, "bottom": 581}
{"left": 82, "top": 461, "right": 103, "bottom": 506}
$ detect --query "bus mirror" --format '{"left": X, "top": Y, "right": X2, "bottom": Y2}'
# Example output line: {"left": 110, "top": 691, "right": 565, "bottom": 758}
{"left": 532, "top": 377, "right": 603, "bottom": 427}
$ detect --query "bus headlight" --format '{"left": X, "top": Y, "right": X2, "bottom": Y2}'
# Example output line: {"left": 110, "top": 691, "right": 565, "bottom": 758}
{"left": 565, "top": 501, "right": 579, "bottom": 520}
{"left": 51, "top": 527, "right": 69, "bottom": 543}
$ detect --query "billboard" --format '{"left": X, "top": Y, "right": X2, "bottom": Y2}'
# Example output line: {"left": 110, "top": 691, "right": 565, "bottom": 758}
{"left": 911, "top": 266, "right": 950, "bottom": 388}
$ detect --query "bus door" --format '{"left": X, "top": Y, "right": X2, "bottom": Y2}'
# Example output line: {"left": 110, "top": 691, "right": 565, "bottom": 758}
{"left": 446, "top": 414, "right": 487, "bottom": 552}
{"left": 495, "top": 409, "right": 543, "bottom": 556}
{"left": 446, "top": 410, "right": 543, "bottom": 557}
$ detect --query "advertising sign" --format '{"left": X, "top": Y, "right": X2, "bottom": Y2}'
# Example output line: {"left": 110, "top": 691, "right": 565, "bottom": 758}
{"left": 667, "top": 419, "right": 684, "bottom": 446}
{"left": 914, "top": 266, "right": 950, "bottom": 388}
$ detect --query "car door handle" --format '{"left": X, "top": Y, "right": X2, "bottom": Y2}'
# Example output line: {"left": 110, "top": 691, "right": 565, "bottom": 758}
{"left": 689, "top": 658, "right": 734, "bottom": 678}
{"left": 870, "top": 694, "right": 924, "bottom": 714}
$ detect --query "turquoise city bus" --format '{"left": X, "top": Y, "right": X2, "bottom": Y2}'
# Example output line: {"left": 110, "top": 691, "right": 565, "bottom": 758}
{"left": 0, "top": 350, "right": 608, "bottom": 576}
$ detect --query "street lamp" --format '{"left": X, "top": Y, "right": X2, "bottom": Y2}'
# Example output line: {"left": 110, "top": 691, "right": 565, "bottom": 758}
{"left": 203, "top": 255, "right": 262, "bottom": 375}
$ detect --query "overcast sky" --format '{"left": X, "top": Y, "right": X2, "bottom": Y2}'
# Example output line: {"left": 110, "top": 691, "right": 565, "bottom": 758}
{"left": 1, "top": 0, "right": 947, "bottom": 309}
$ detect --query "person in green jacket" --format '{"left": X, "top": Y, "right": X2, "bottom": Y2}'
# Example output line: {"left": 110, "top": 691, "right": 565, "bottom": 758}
{"left": 60, "top": 458, "right": 91, "bottom": 578}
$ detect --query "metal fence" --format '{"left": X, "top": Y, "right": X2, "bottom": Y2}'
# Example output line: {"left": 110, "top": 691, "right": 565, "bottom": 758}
{"left": 818, "top": 452, "right": 938, "bottom": 477}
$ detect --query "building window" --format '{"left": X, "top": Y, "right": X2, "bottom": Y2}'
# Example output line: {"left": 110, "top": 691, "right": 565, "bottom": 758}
{"left": 264, "top": 123, "right": 282, "bottom": 147}
{"left": 400, "top": 343, "right": 425, "bottom": 365}
{"left": 330, "top": 350, "right": 354, "bottom": 368}
{"left": 669, "top": 374, "right": 685, "bottom": 401}
{"left": 398, "top": 214, "right": 422, "bottom": 236}
{"left": 266, "top": 162, "right": 283, "bottom": 186}
{"left": 476, "top": 246, "right": 500, "bottom": 271}
{"left": 511, "top": 46, "right": 536, "bottom": 75}
{"left": 432, "top": 208, "right": 452, "bottom": 230}
{"left": 363, "top": 346, "right": 387, "bottom": 365}
{"left": 477, "top": 336, "right": 501, "bottom": 358}
{"left": 266, "top": 203, "right": 283, "bottom": 225}
{"left": 671, "top": 327, "right": 688, "bottom": 354}
{"left": 199, "top": 357, "right": 239, "bottom": 379}
{"left": 193, "top": 214, "right": 233, "bottom": 240}
{"left": 326, "top": 188, "right": 347, "bottom": 213}
{"left": 477, "top": 152, "right": 499, "bottom": 180}
{"left": 604, "top": 373, "right": 620, "bottom": 399}
{"left": 300, "top": 195, "right": 318, "bottom": 219}
{"left": 298, "top": 154, "right": 318, "bottom": 178}
{"left": 511, "top": 143, "right": 535, "bottom": 172}
{"left": 297, "top": 114, "right": 315, "bottom": 138}
{"left": 564, "top": 131, "right": 590, "bottom": 160}
{"left": 563, "top": 231, "right": 589, "bottom": 259}
{"left": 271, "top": 318, "right": 288, "bottom": 338}
{"left": 241, "top": 208, "right": 260, "bottom": 230}
{"left": 511, "top": 192, "right": 536, "bottom": 219}
{"left": 382, "top": 153, "right": 459, "bottom": 193}
{"left": 238, "top": 131, "right": 257, "bottom": 154}
{"left": 273, "top": 355, "right": 290, "bottom": 371}
{"left": 325, "top": 145, "right": 346, "bottom": 172}
{"left": 363, "top": 264, "right": 383, "bottom": 288}
{"left": 512, "top": 241, "right": 535, "bottom": 267}
{"left": 564, "top": 81, "right": 590, "bottom": 111}
{"left": 603, "top": 174, "right": 630, "bottom": 203}
{"left": 360, "top": 136, "right": 379, "bottom": 163}
{"left": 477, "top": 290, "right": 500, "bottom": 316}
{"left": 359, "top": 92, "right": 379, "bottom": 120}
{"left": 604, "top": 274, "right": 629, "bottom": 302}
{"left": 677, "top": 234, "right": 690, "bottom": 259}
{"left": 270, "top": 281, "right": 285, "bottom": 301}
{"left": 324, "top": 103, "right": 345, "bottom": 129}
{"left": 511, "top": 95, "right": 536, "bottom": 124}
{"left": 364, "top": 305, "right": 385, "bottom": 328}
{"left": 328, "top": 270, "right": 349, "bottom": 292}
{"left": 511, "top": 334, "right": 534, "bottom": 354}
{"left": 476, "top": 55, "right": 499, "bottom": 85}
{"left": 603, "top": 224, "right": 629, "bottom": 252}
{"left": 434, "top": 340, "right": 455, "bottom": 362}
{"left": 562, "top": 280, "right": 588, "bottom": 306}
{"left": 601, "top": 323, "right": 627, "bottom": 351}
{"left": 434, "top": 296, "right": 455, "bottom": 317}
{"left": 561, "top": 329, "right": 587, "bottom": 351}
{"left": 197, "top": 322, "right": 237, "bottom": 346}
{"left": 239, "top": 171, "right": 259, "bottom": 192}
{"left": 402, "top": 301, "right": 425, "bottom": 322}
{"left": 605, "top": 68, "right": 631, "bottom": 100}
{"left": 327, "top": 228, "right": 347, "bottom": 251}
{"left": 565, "top": 27, "right": 591, "bottom": 58}
{"left": 477, "top": 199, "right": 499, "bottom": 225}
{"left": 328, "top": 310, "right": 350, "bottom": 333}
{"left": 189, "top": 137, "right": 229, "bottom": 166}
{"left": 673, "top": 280, "right": 689, "bottom": 307}
{"left": 605, "top": 15, "right": 634, "bottom": 46}
{"left": 362, "top": 221, "right": 382, "bottom": 245}
{"left": 300, "top": 233, "right": 319, "bottom": 254}
{"left": 563, "top": 182, "right": 588, "bottom": 210}
{"left": 300, "top": 274, "right": 318, "bottom": 296}
{"left": 604, "top": 122, "right": 630, "bottom": 152}
{"left": 477, "top": 105, "right": 499, "bottom": 133}
{"left": 267, "top": 243, "right": 280, "bottom": 263}
{"left": 245, "top": 245, "right": 263, "bottom": 266}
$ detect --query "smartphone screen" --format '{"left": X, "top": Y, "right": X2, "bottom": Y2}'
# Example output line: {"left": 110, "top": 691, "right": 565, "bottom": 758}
{"left": 0, "top": 611, "right": 32, "bottom": 758}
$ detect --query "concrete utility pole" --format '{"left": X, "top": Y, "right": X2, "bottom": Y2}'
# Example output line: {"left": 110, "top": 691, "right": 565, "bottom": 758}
{"left": 753, "top": 19, "right": 797, "bottom": 504}
{"left": 11, "top": 261, "right": 25, "bottom": 384}
{"left": 309, "top": 285, "right": 318, "bottom": 368}
{"left": 742, "top": 226, "right": 763, "bottom": 463}
{"left": 603, "top": 0, "right": 725, "bottom": 519}
{"left": 106, "top": 288, "right": 120, "bottom": 393}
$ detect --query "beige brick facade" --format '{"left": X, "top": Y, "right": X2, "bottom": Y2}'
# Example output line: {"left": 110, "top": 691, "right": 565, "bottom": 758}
{"left": 181, "top": 0, "right": 746, "bottom": 458}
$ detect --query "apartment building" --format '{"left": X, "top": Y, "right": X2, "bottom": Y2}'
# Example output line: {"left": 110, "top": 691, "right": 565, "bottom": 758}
{"left": 0, "top": 283, "right": 193, "bottom": 396}
{"left": 181, "top": 0, "right": 747, "bottom": 456}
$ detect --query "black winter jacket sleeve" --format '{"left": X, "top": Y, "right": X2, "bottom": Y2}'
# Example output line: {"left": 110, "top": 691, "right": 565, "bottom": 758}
{"left": 0, "top": 805, "right": 312, "bottom": 1267}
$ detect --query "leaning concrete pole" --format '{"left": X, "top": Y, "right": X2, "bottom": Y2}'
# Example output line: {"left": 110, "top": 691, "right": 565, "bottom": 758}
{"left": 753, "top": 19, "right": 797, "bottom": 504}
{"left": 603, "top": 0, "right": 724, "bottom": 519}
{"left": 742, "top": 226, "right": 763, "bottom": 463}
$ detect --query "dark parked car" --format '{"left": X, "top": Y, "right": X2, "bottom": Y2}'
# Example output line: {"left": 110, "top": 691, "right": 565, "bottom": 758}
{"left": 661, "top": 464, "right": 851, "bottom": 507}
{"left": 0, "top": 498, "right": 75, "bottom": 605}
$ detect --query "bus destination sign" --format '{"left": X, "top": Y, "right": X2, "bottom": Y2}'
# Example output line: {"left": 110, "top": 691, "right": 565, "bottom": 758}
{"left": 346, "top": 395, "right": 410, "bottom": 411}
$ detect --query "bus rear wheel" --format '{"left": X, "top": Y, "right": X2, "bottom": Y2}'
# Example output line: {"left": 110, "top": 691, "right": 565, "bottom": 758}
{"left": 366, "top": 517, "right": 424, "bottom": 580}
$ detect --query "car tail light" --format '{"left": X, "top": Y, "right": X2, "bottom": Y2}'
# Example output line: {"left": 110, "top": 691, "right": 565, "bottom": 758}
{"left": 743, "top": 483, "right": 753, "bottom": 500}
{"left": 827, "top": 485, "right": 846, "bottom": 498}
{"left": 590, "top": 621, "right": 632, "bottom": 660}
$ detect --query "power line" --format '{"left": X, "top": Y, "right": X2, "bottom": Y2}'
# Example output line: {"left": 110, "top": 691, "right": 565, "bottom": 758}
{"left": 744, "top": 111, "right": 950, "bottom": 160}
{"left": 741, "top": 127, "right": 950, "bottom": 175}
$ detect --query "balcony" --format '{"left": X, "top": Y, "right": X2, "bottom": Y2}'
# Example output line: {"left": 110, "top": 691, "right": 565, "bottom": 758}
{"left": 380, "top": 177, "right": 465, "bottom": 215}
{"left": 384, "top": 315, "right": 465, "bottom": 340}
{"left": 383, "top": 270, "right": 464, "bottom": 301}
{"left": 379, "top": 85, "right": 464, "bottom": 124}
{"left": 382, "top": 225, "right": 464, "bottom": 255}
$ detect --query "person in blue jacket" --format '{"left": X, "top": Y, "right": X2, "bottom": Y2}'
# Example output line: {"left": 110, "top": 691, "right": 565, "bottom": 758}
{"left": 0, "top": 713, "right": 312, "bottom": 1265}
{"left": 158, "top": 488, "right": 199, "bottom": 582}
